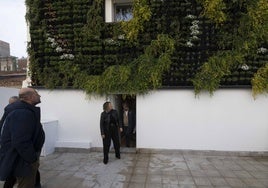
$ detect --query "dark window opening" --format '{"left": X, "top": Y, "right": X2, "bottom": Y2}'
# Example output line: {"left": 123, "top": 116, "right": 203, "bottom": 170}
{"left": 114, "top": 4, "right": 133, "bottom": 22}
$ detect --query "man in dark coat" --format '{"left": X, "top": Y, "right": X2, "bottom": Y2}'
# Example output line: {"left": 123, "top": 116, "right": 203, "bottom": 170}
{"left": 121, "top": 102, "right": 136, "bottom": 147}
{"left": 100, "top": 102, "right": 122, "bottom": 164}
{"left": 0, "top": 88, "right": 45, "bottom": 188}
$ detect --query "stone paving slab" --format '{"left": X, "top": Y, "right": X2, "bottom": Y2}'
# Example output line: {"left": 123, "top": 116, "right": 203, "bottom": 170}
{"left": 1, "top": 151, "right": 268, "bottom": 188}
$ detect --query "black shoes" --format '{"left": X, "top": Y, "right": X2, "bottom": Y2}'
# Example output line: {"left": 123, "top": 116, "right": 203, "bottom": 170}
{"left": 103, "top": 155, "right": 120, "bottom": 164}
{"left": 103, "top": 158, "right": 108, "bottom": 164}
{"left": 35, "top": 184, "right": 42, "bottom": 188}
{"left": 103, "top": 156, "right": 108, "bottom": 164}
{"left": 116, "top": 154, "right": 120, "bottom": 159}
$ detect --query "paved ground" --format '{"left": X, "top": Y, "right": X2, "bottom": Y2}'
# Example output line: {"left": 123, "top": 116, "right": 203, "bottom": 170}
{"left": 1, "top": 150, "right": 268, "bottom": 188}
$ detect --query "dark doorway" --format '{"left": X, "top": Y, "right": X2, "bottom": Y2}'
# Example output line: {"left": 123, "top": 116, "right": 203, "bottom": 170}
{"left": 114, "top": 94, "right": 136, "bottom": 148}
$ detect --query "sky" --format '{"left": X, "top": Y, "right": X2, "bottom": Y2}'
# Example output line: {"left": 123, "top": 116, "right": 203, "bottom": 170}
{"left": 0, "top": 0, "right": 27, "bottom": 58}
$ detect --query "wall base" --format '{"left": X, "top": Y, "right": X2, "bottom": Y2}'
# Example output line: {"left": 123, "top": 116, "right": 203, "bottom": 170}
{"left": 54, "top": 147, "right": 268, "bottom": 157}
{"left": 55, "top": 141, "right": 91, "bottom": 149}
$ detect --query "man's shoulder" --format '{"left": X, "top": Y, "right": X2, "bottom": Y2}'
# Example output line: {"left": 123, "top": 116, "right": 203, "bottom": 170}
{"left": 111, "top": 109, "right": 118, "bottom": 114}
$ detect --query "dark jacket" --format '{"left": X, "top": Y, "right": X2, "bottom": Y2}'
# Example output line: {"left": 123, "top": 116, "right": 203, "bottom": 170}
{"left": 0, "top": 101, "right": 45, "bottom": 180}
{"left": 100, "top": 109, "right": 121, "bottom": 135}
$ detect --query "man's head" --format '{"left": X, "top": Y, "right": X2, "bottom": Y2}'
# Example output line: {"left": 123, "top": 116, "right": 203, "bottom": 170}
{"left": 19, "top": 88, "right": 41, "bottom": 106}
{"left": 122, "top": 103, "right": 129, "bottom": 111}
{"left": 103, "top": 101, "right": 113, "bottom": 112}
{"left": 9, "top": 96, "right": 19, "bottom": 104}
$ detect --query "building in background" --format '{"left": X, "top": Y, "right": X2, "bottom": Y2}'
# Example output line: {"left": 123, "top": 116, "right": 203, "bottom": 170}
{"left": 0, "top": 40, "right": 17, "bottom": 71}
{"left": 17, "top": 57, "right": 27, "bottom": 71}
{"left": 0, "top": 56, "right": 17, "bottom": 71}
{"left": 0, "top": 40, "right": 26, "bottom": 87}
{"left": 0, "top": 40, "right": 10, "bottom": 57}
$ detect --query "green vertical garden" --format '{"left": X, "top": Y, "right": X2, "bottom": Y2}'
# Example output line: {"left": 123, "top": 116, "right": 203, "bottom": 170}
{"left": 26, "top": 0, "right": 268, "bottom": 96}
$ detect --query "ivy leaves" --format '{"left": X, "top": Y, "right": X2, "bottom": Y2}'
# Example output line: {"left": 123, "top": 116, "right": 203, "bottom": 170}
{"left": 80, "top": 34, "right": 175, "bottom": 95}
{"left": 252, "top": 64, "right": 268, "bottom": 98}
{"left": 193, "top": 0, "right": 268, "bottom": 96}
{"left": 121, "top": 0, "right": 152, "bottom": 42}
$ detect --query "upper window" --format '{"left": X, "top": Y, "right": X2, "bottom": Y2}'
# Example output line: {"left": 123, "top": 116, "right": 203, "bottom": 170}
{"left": 114, "top": 3, "right": 133, "bottom": 22}
{"left": 105, "top": 0, "right": 133, "bottom": 23}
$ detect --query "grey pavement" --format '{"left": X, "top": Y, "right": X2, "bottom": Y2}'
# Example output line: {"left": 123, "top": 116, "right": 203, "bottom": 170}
{"left": 1, "top": 149, "right": 268, "bottom": 188}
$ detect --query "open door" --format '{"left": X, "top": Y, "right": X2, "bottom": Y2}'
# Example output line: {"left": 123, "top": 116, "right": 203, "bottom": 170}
{"left": 114, "top": 94, "right": 136, "bottom": 148}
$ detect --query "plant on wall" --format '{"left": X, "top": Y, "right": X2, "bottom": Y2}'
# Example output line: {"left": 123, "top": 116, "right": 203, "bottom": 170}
{"left": 26, "top": 0, "right": 267, "bottom": 96}
{"left": 193, "top": 0, "right": 268, "bottom": 96}
{"left": 252, "top": 63, "right": 268, "bottom": 97}
{"left": 121, "top": 0, "right": 152, "bottom": 42}
{"left": 198, "top": 0, "right": 227, "bottom": 25}
{"left": 75, "top": 34, "right": 175, "bottom": 95}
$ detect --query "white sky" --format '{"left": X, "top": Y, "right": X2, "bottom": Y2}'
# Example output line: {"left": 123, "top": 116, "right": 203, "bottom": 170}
{"left": 0, "top": 0, "right": 27, "bottom": 58}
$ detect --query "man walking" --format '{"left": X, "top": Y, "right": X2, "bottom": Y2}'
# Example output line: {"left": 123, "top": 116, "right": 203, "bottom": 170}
{"left": 0, "top": 88, "right": 45, "bottom": 188}
{"left": 122, "top": 102, "right": 136, "bottom": 147}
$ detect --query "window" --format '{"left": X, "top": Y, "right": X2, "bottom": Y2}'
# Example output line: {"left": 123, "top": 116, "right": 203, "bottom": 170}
{"left": 114, "top": 3, "right": 133, "bottom": 22}
{"left": 105, "top": 0, "right": 133, "bottom": 22}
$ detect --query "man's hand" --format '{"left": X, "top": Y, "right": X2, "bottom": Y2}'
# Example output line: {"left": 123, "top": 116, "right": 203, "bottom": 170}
{"left": 102, "top": 135, "right": 105, "bottom": 139}
{"left": 119, "top": 128, "right": 123, "bottom": 132}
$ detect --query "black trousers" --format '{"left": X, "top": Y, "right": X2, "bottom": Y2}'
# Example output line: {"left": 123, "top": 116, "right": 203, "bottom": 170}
{"left": 3, "top": 170, "right": 41, "bottom": 188}
{"left": 102, "top": 126, "right": 120, "bottom": 161}
{"left": 122, "top": 126, "right": 132, "bottom": 147}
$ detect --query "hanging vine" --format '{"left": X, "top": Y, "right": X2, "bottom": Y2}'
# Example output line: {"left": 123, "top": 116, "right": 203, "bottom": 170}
{"left": 193, "top": 0, "right": 268, "bottom": 96}
{"left": 252, "top": 64, "right": 268, "bottom": 98}
{"left": 121, "top": 0, "right": 152, "bottom": 42}
{"left": 76, "top": 34, "right": 175, "bottom": 95}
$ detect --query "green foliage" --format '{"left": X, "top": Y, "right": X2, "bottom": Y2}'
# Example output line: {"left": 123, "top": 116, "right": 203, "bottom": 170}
{"left": 121, "top": 0, "right": 152, "bottom": 42}
{"left": 252, "top": 63, "right": 268, "bottom": 97}
{"left": 82, "top": 0, "right": 104, "bottom": 39}
{"left": 26, "top": 0, "right": 268, "bottom": 97}
{"left": 79, "top": 34, "right": 175, "bottom": 95}
{"left": 193, "top": 0, "right": 268, "bottom": 96}
{"left": 197, "top": 0, "right": 227, "bottom": 25}
{"left": 192, "top": 51, "right": 244, "bottom": 95}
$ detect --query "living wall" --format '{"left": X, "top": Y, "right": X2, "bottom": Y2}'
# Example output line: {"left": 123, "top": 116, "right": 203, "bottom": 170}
{"left": 26, "top": 0, "right": 267, "bottom": 96}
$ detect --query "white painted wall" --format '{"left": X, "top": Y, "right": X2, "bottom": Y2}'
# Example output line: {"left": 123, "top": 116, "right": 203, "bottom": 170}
{"left": 137, "top": 89, "right": 268, "bottom": 152}
{"left": 38, "top": 88, "right": 268, "bottom": 152}
{"left": 38, "top": 89, "right": 106, "bottom": 148}
{"left": 2, "top": 88, "right": 268, "bottom": 152}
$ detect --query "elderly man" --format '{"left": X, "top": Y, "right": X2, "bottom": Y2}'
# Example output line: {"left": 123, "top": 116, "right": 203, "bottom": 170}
{"left": 0, "top": 88, "right": 45, "bottom": 188}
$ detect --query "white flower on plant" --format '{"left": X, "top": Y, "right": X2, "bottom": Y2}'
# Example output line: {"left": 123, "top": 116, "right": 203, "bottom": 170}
{"left": 186, "top": 41, "right": 194, "bottom": 47}
{"left": 191, "top": 36, "right": 200, "bottom": 41}
{"left": 241, "top": 64, "right": 249, "bottom": 70}
{"left": 192, "top": 20, "right": 199, "bottom": 25}
{"left": 186, "top": 17, "right": 200, "bottom": 47}
{"left": 47, "top": 37, "right": 57, "bottom": 48}
{"left": 186, "top": 14, "right": 197, "bottom": 19}
{"left": 60, "top": 54, "right": 74, "bottom": 60}
{"left": 55, "top": 46, "right": 63, "bottom": 52}
{"left": 105, "top": 38, "right": 120, "bottom": 46}
{"left": 118, "top": 34, "right": 125, "bottom": 40}
{"left": 47, "top": 37, "right": 55, "bottom": 43}
{"left": 257, "top": 47, "right": 267, "bottom": 54}
{"left": 191, "top": 29, "right": 200, "bottom": 35}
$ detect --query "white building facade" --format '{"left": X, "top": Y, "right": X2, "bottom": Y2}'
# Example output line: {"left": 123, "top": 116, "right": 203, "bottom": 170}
{"left": 15, "top": 1, "right": 267, "bottom": 154}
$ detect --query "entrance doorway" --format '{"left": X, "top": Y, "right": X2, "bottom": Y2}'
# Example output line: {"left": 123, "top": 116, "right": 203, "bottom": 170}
{"left": 113, "top": 94, "right": 136, "bottom": 148}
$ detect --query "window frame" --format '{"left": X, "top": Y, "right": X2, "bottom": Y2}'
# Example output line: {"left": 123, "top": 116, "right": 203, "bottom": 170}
{"left": 113, "top": 2, "right": 133, "bottom": 22}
